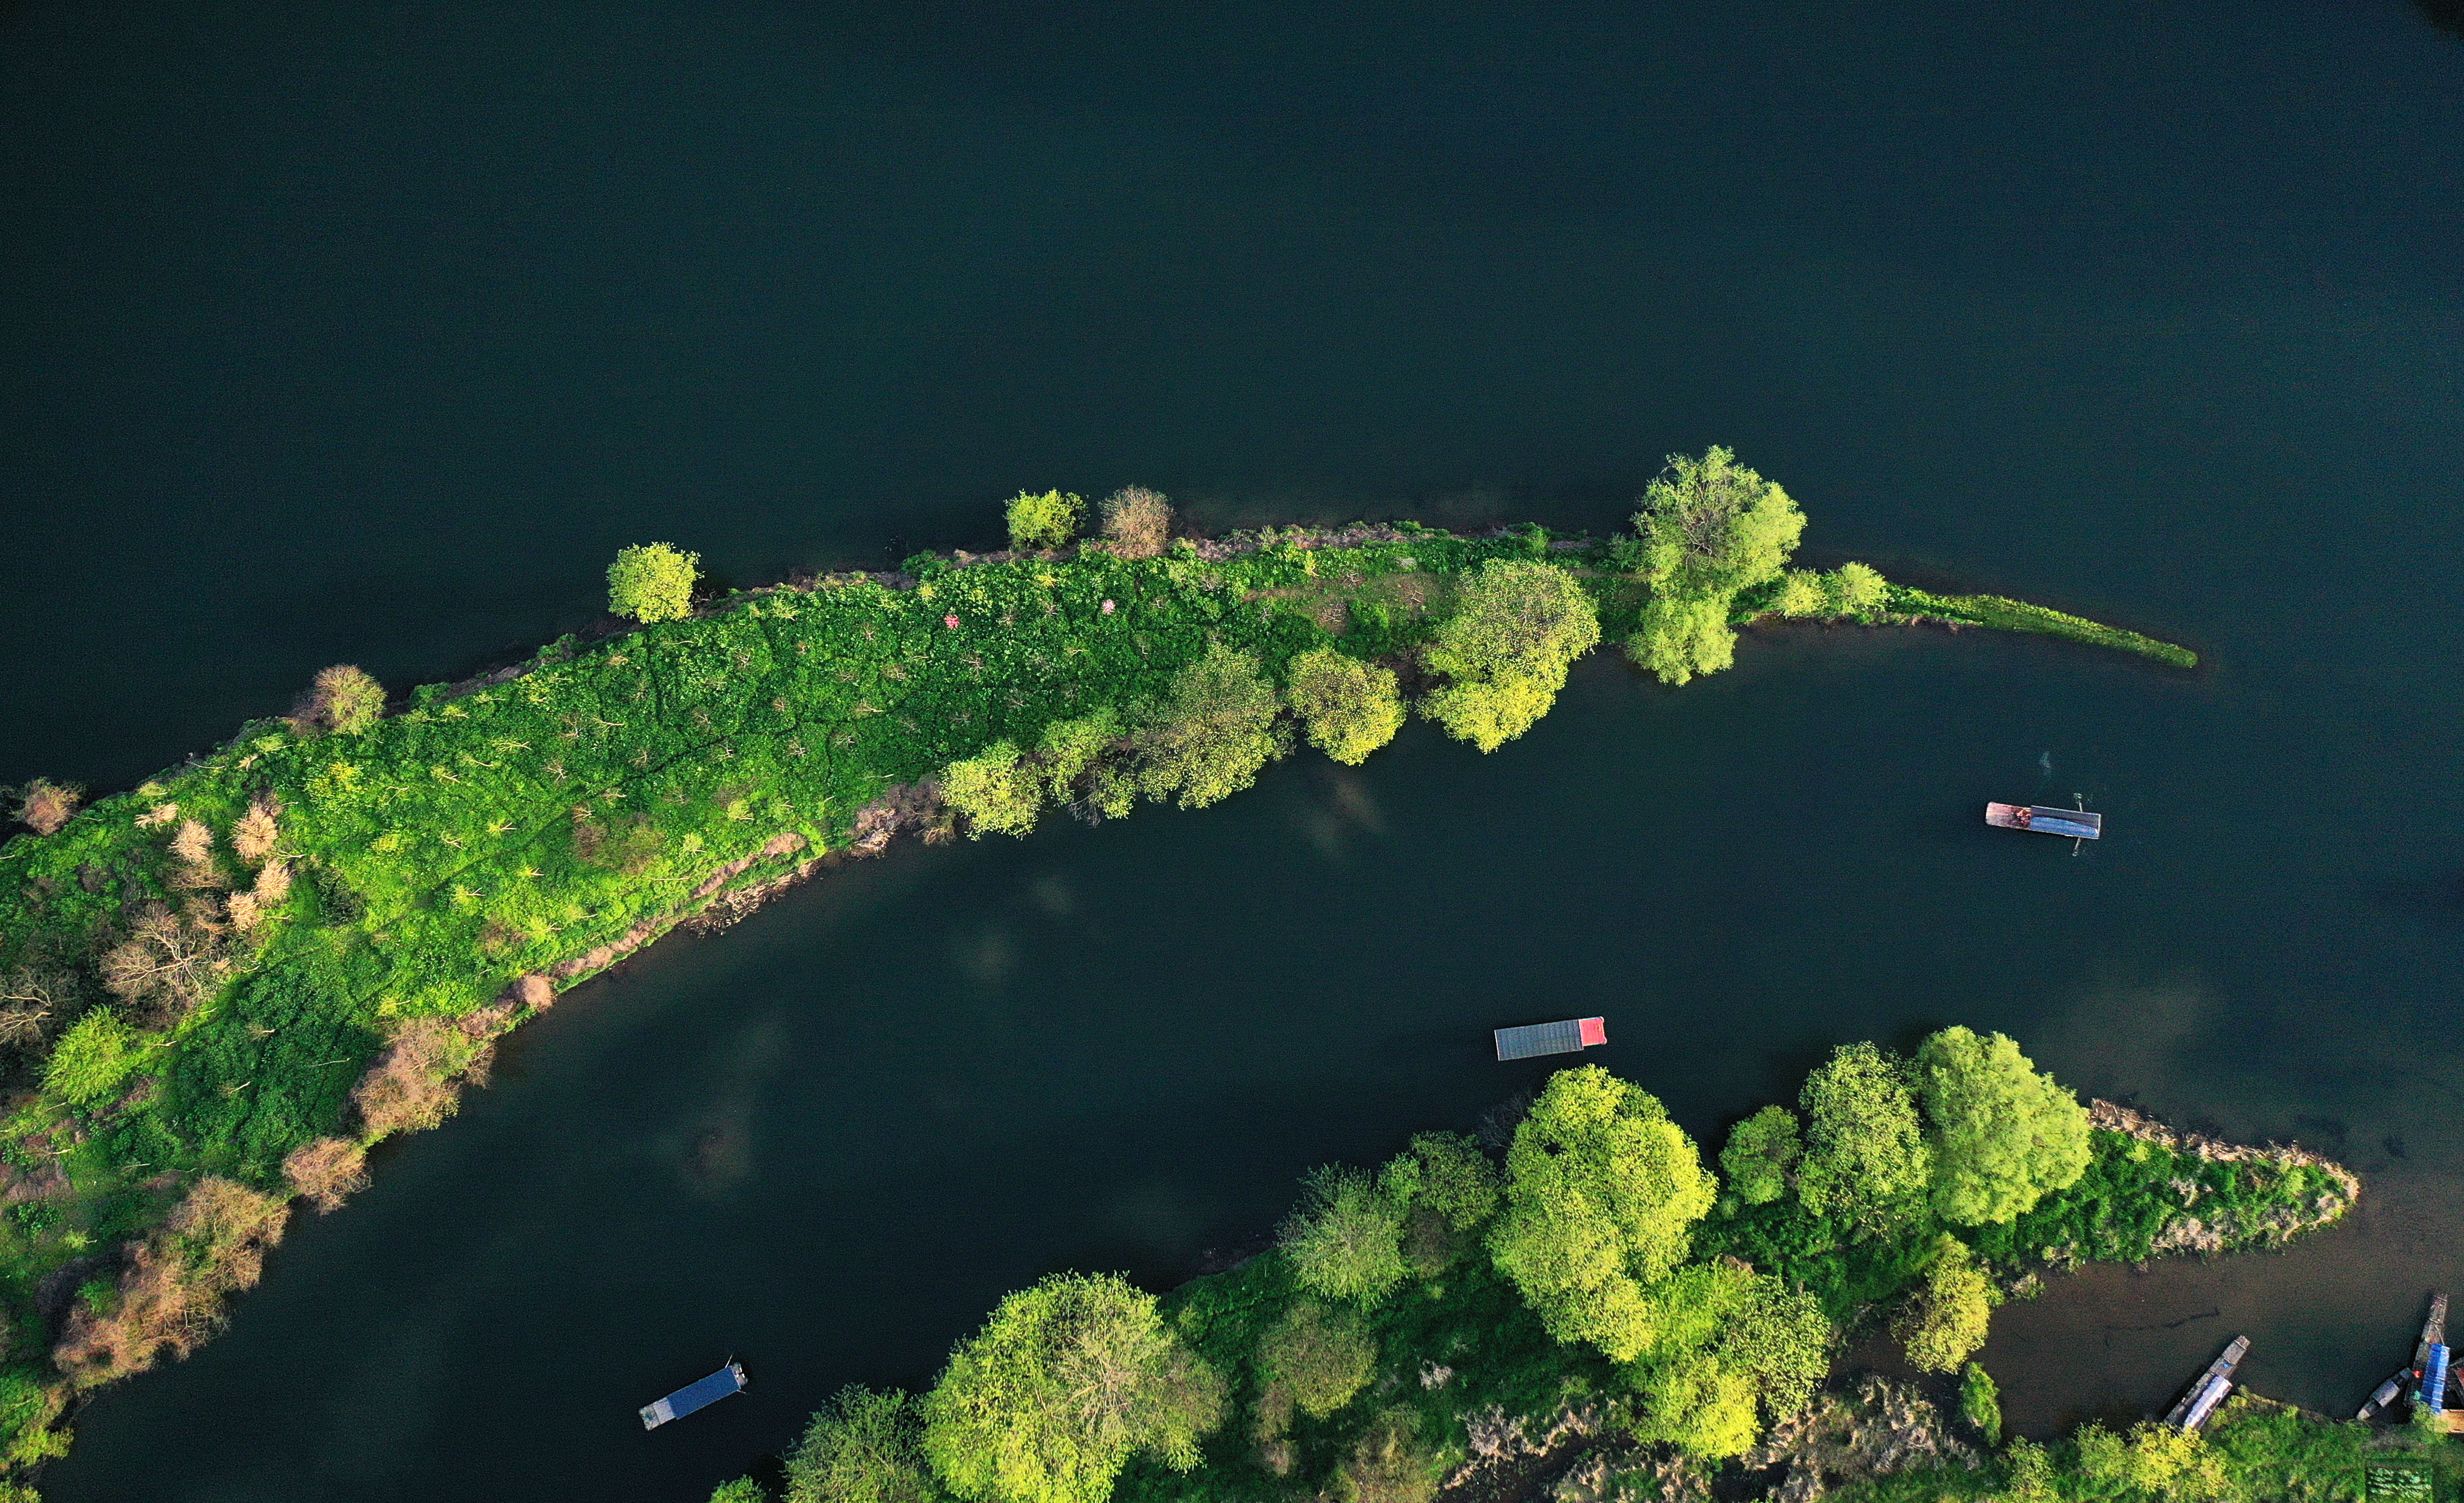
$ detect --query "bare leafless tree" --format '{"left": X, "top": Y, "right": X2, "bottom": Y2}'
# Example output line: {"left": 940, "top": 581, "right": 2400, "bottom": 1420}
{"left": 100, "top": 902, "right": 230, "bottom": 1022}
{"left": 13, "top": 779, "right": 82, "bottom": 836}
{"left": 1100, "top": 486, "right": 1173, "bottom": 557}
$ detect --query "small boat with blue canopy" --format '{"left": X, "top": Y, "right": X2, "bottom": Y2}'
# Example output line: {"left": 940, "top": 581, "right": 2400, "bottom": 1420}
{"left": 1985, "top": 803, "right": 2101, "bottom": 840}
{"left": 641, "top": 1361, "right": 747, "bottom": 1430}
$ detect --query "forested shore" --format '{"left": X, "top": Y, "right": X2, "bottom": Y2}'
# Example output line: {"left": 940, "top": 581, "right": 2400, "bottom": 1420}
{"left": 0, "top": 453, "right": 2198, "bottom": 1496}
{"left": 709, "top": 1043, "right": 2375, "bottom": 1503}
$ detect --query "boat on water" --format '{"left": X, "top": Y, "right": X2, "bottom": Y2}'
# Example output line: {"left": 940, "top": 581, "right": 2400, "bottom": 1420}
{"left": 1985, "top": 802, "right": 2102, "bottom": 840}
{"left": 640, "top": 1361, "right": 747, "bottom": 1431}
{"left": 2163, "top": 1335, "right": 2249, "bottom": 1432}
{"left": 1493, "top": 1017, "right": 1607, "bottom": 1062}
{"left": 2359, "top": 1292, "right": 2447, "bottom": 1422}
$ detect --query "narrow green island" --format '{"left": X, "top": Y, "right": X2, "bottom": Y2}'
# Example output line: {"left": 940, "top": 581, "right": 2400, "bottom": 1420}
{"left": 710, "top": 1040, "right": 2382, "bottom": 1503}
{"left": 0, "top": 450, "right": 2217, "bottom": 1498}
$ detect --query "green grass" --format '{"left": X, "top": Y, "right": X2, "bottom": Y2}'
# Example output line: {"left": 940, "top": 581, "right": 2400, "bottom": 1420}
{"left": 1887, "top": 584, "right": 2198, "bottom": 667}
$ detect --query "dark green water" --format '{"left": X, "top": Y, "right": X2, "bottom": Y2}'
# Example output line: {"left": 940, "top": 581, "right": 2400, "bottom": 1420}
{"left": 4, "top": 2, "right": 2462, "bottom": 1497}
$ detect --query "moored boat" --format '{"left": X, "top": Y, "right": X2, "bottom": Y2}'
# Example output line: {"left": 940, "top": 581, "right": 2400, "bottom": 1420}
{"left": 1985, "top": 802, "right": 2102, "bottom": 839}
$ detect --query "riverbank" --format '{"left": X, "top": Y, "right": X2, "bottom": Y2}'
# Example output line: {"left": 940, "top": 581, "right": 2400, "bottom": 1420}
{"left": 0, "top": 472, "right": 2199, "bottom": 1495}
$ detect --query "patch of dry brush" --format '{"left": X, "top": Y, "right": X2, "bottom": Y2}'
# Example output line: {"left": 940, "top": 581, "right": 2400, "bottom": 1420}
{"left": 53, "top": 1177, "right": 289, "bottom": 1388}
{"left": 350, "top": 1017, "right": 491, "bottom": 1139}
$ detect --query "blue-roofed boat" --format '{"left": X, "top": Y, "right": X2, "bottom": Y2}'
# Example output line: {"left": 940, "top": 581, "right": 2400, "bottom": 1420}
{"left": 1986, "top": 802, "right": 2102, "bottom": 840}
{"left": 641, "top": 1361, "right": 747, "bottom": 1430}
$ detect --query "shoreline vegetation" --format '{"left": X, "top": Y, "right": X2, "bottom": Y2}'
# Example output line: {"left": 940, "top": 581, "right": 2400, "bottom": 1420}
{"left": 713, "top": 1048, "right": 2371, "bottom": 1503}
{"left": 0, "top": 451, "right": 2202, "bottom": 1497}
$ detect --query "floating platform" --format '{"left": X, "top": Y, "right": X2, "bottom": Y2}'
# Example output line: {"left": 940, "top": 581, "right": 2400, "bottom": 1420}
{"left": 1494, "top": 1017, "right": 1607, "bottom": 1062}
{"left": 641, "top": 1362, "right": 747, "bottom": 1430}
{"left": 2163, "top": 1335, "right": 2248, "bottom": 1432}
{"left": 1985, "top": 803, "right": 2102, "bottom": 840}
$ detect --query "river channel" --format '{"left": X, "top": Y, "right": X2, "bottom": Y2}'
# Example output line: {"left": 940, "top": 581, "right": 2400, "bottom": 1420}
{"left": 5, "top": 2, "right": 2462, "bottom": 1498}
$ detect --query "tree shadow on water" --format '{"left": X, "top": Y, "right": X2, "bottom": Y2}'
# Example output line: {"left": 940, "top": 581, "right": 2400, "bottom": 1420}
{"left": 2418, "top": 0, "right": 2463, "bottom": 37}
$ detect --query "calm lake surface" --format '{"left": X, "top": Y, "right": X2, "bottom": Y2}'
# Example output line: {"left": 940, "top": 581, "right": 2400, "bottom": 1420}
{"left": 5, "top": 1, "right": 2463, "bottom": 1497}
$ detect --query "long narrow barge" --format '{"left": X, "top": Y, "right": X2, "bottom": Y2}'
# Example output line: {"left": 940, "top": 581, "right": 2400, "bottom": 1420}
{"left": 2163, "top": 1335, "right": 2249, "bottom": 1432}
{"left": 1985, "top": 803, "right": 2101, "bottom": 839}
{"left": 1493, "top": 1017, "right": 1607, "bottom": 1061}
{"left": 641, "top": 1361, "right": 747, "bottom": 1430}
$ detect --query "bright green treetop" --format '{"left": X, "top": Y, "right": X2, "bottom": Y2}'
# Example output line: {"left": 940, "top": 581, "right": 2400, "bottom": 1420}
{"left": 1719, "top": 1104, "right": 1801, "bottom": 1207}
{"left": 1895, "top": 1234, "right": 1996, "bottom": 1373}
{"left": 1421, "top": 559, "right": 1601, "bottom": 752}
{"left": 1005, "top": 490, "right": 1085, "bottom": 551}
{"left": 709, "top": 1480, "right": 764, "bottom": 1503}
{"left": 1913, "top": 1026, "right": 2092, "bottom": 1227}
{"left": 1486, "top": 1066, "right": 1717, "bottom": 1361}
{"left": 1796, "top": 1042, "right": 1931, "bottom": 1233}
{"left": 1132, "top": 644, "right": 1286, "bottom": 808}
{"left": 1828, "top": 561, "right": 1887, "bottom": 618}
{"left": 1285, "top": 648, "right": 1405, "bottom": 765}
{"left": 1626, "top": 1263, "right": 1831, "bottom": 1458}
{"left": 940, "top": 742, "right": 1042, "bottom": 839}
{"left": 919, "top": 1272, "right": 1225, "bottom": 1503}
{"left": 1281, "top": 1165, "right": 1407, "bottom": 1305}
{"left": 787, "top": 1386, "right": 940, "bottom": 1503}
{"left": 607, "top": 542, "right": 701, "bottom": 623}
{"left": 1256, "top": 1301, "right": 1376, "bottom": 1420}
{"left": 1381, "top": 1131, "right": 1501, "bottom": 1232}
{"left": 1630, "top": 446, "right": 1805, "bottom": 597}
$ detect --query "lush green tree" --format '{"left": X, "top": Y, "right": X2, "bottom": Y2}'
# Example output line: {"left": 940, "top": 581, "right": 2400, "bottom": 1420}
{"left": 607, "top": 542, "right": 700, "bottom": 623}
{"left": 1382, "top": 1131, "right": 1500, "bottom": 1231}
{"left": 1286, "top": 649, "right": 1405, "bottom": 765}
{"left": 1913, "top": 1026, "right": 2092, "bottom": 1227}
{"left": 1796, "top": 1042, "right": 1930, "bottom": 1233}
{"left": 941, "top": 742, "right": 1042, "bottom": 838}
{"left": 1132, "top": 644, "right": 1286, "bottom": 808}
{"left": 298, "top": 665, "right": 386, "bottom": 736}
{"left": 1420, "top": 559, "right": 1600, "bottom": 752}
{"left": 1895, "top": 1236, "right": 1996, "bottom": 1373}
{"left": 1827, "top": 561, "right": 1887, "bottom": 619}
{"left": 1256, "top": 1300, "right": 1376, "bottom": 1418}
{"left": 1628, "top": 592, "right": 1736, "bottom": 688}
{"left": 46, "top": 1009, "right": 142, "bottom": 1109}
{"left": 1718, "top": 1105, "right": 1800, "bottom": 1207}
{"left": 1005, "top": 490, "right": 1085, "bottom": 552}
{"left": 2071, "top": 1422, "right": 2227, "bottom": 1500}
{"left": 1098, "top": 486, "right": 1171, "bottom": 556}
{"left": 919, "top": 1272, "right": 1225, "bottom": 1503}
{"left": 1281, "top": 1165, "right": 1407, "bottom": 1305}
{"left": 1770, "top": 570, "right": 1826, "bottom": 618}
{"left": 1623, "top": 1264, "right": 1830, "bottom": 1458}
{"left": 710, "top": 1479, "right": 764, "bottom": 1503}
{"left": 1959, "top": 1362, "right": 2002, "bottom": 1444}
{"left": 1629, "top": 446, "right": 1805, "bottom": 598}
{"left": 1036, "top": 710, "right": 1120, "bottom": 802}
{"left": 788, "top": 1386, "right": 940, "bottom": 1503}
{"left": 1488, "top": 1066, "right": 1717, "bottom": 1360}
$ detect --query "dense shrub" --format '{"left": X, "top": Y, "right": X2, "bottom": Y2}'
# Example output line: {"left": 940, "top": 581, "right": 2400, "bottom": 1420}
{"left": 1281, "top": 1166, "right": 1406, "bottom": 1306}
{"left": 1005, "top": 490, "right": 1085, "bottom": 552}
{"left": 789, "top": 1385, "right": 940, "bottom": 1503}
{"left": 10, "top": 780, "right": 80, "bottom": 837}
{"left": 1255, "top": 1302, "right": 1375, "bottom": 1419}
{"left": 1099, "top": 487, "right": 1172, "bottom": 557}
{"left": 608, "top": 543, "right": 700, "bottom": 623}
{"left": 1286, "top": 649, "right": 1403, "bottom": 765}
{"left": 297, "top": 665, "right": 386, "bottom": 735}
{"left": 1420, "top": 559, "right": 1600, "bottom": 751}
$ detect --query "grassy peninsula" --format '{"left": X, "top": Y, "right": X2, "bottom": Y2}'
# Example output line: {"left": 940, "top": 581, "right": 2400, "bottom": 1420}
{"left": 0, "top": 452, "right": 2198, "bottom": 1495}
{"left": 708, "top": 1038, "right": 2363, "bottom": 1503}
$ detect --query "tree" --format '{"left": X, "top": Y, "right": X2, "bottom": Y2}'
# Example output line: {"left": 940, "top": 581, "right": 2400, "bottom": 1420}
{"left": 608, "top": 543, "right": 700, "bottom": 623}
{"left": 12, "top": 779, "right": 82, "bottom": 836}
{"left": 281, "top": 1137, "right": 369, "bottom": 1214}
{"left": 1629, "top": 446, "right": 1805, "bottom": 599}
{"left": 1913, "top": 1026, "right": 2092, "bottom": 1227}
{"left": 941, "top": 742, "right": 1042, "bottom": 838}
{"left": 1796, "top": 1042, "right": 1930, "bottom": 1233}
{"left": 789, "top": 1386, "right": 940, "bottom": 1503}
{"left": 920, "top": 1272, "right": 1224, "bottom": 1503}
{"left": 1005, "top": 490, "right": 1085, "bottom": 552}
{"left": 1623, "top": 1264, "right": 1831, "bottom": 1458}
{"left": 1098, "top": 486, "right": 1172, "bottom": 556}
{"left": 1960, "top": 1363, "right": 2002, "bottom": 1443}
{"left": 1132, "top": 644, "right": 1285, "bottom": 809}
{"left": 1486, "top": 1066, "right": 1717, "bottom": 1360}
{"left": 709, "top": 1481, "right": 764, "bottom": 1503}
{"left": 1036, "top": 710, "right": 1120, "bottom": 802}
{"left": 1281, "top": 1166, "right": 1406, "bottom": 1305}
{"left": 1286, "top": 649, "right": 1405, "bottom": 765}
{"left": 1895, "top": 1236, "right": 1996, "bottom": 1373}
{"left": 1381, "top": 1132, "right": 1500, "bottom": 1231}
{"left": 1256, "top": 1301, "right": 1375, "bottom": 1419}
{"left": 2071, "top": 1422, "right": 2227, "bottom": 1501}
{"left": 1420, "top": 559, "right": 1601, "bottom": 753}
{"left": 45, "top": 1010, "right": 143, "bottom": 1110}
{"left": 1770, "top": 571, "right": 1825, "bottom": 618}
{"left": 1331, "top": 1409, "right": 1438, "bottom": 1503}
{"left": 1629, "top": 592, "right": 1736, "bottom": 689}
{"left": 1719, "top": 1105, "right": 1800, "bottom": 1207}
{"left": 1827, "top": 561, "right": 1887, "bottom": 618}
{"left": 296, "top": 665, "right": 385, "bottom": 735}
